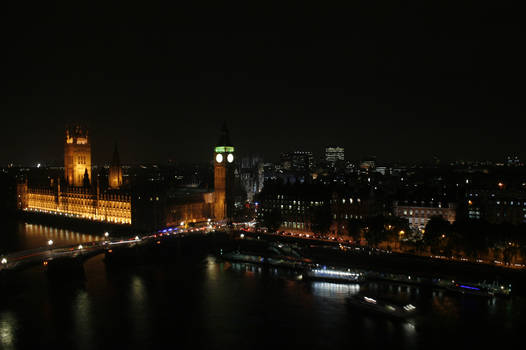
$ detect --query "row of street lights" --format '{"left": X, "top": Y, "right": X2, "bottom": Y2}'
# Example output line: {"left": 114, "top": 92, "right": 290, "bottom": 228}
{"left": 1, "top": 231, "right": 113, "bottom": 267}
{"left": 45, "top": 231, "right": 111, "bottom": 250}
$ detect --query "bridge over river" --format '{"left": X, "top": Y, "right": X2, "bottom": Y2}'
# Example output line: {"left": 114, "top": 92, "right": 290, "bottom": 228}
{"left": 0, "top": 228, "right": 203, "bottom": 279}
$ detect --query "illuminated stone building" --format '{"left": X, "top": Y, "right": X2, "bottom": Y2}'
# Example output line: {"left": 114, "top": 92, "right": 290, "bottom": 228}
{"left": 165, "top": 189, "right": 214, "bottom": 227}
{"left": 17, "top": 126, "right": 132, "bottom": 226}
{"left": 17, "top": 179, "right": 132, "bottom": 224}
{"left": 16, "top": 124, "right": 237, "bottom": 230}
{"left": 393, "top": 200, "right": 456, "bottom": 229}
{"left": 64, "top": 125, "right": 91, "bottom": 187}
{"left": 108, "top": 144, "right": 123, "bottom": 189}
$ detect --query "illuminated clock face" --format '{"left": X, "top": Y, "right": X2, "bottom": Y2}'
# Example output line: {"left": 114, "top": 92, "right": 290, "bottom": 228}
{"left": 216, "top": 153, "right": 223, "bottom": 163}
{"left": 227, "top": 153, "right": 234, "bottom": 163}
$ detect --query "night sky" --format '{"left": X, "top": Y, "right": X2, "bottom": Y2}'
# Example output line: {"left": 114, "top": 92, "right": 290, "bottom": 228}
{"left": 3, "top": 3, "right": 524, "bottom": 166}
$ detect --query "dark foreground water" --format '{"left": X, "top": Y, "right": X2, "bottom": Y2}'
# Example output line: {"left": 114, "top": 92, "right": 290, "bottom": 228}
{"left": 1, "top": 221, "right": 525, "bottom": 349}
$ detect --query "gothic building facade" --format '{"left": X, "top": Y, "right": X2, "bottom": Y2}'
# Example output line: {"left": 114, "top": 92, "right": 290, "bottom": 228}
{"left": 16, "top": 124, "right": 235, "bottom": 230}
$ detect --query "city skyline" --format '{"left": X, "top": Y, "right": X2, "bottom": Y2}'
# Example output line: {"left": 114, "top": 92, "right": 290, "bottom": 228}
{"left": 4, "top": 3, "right": 524, "bottom": 164}
{"left": 2, "top": 121, "right": 523, "bottom": 168}
{"left": 3, "top": 4, "right": 526, "bottom": 350}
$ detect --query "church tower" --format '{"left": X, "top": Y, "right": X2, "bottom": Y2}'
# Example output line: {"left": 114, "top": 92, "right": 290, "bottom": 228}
{"left": 108, "top": 143, "right": 123, "bottom": 189}
{"left": 64, "top": 125, "right": 91, "bottom": 187}
{"left": 213, "top": 122, "right": 235, "bottom": 222}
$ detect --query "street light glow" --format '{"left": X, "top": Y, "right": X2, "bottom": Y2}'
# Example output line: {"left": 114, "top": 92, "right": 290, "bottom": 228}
{"left": 1, "top": 258, "right": 7, "bottom": 264}
{"left": 48, "top": 240, "right": 53, "bottom": 246}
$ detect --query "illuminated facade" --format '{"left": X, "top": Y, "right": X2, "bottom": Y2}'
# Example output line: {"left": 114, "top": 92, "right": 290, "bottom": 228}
{"left": 17, "top": 179, "right": 132, "bottom": 224}
{"left": 393, "top": 200, "right": 456, "bottom": 229}
{"left": 64, "top": 125, "right": 91, "bottom": 187}
{"left": 17, "top": 126, "right": 132, "bottom": 225}
{"left": 16, "top": 124, "right": 236, "bottom": 229}
{"left": 166, "top": 191, "right": 214, "bottom": 227}
{"left": 108, "top": 144, "right": 123, "bottom": 189}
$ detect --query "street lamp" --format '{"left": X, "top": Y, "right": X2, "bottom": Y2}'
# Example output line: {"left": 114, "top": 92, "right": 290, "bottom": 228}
{"left": 1, "top": 258, "right": 7, "bottom": 264}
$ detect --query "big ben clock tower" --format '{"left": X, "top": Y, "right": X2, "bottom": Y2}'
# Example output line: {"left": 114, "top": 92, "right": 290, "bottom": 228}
{"left": 213, "top": 122, "right": 235, "bottom": 222}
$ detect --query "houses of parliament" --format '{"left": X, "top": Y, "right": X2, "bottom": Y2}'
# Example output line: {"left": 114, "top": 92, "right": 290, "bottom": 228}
{"left": 16, "top": 124, "right": 236, "bottom": 230}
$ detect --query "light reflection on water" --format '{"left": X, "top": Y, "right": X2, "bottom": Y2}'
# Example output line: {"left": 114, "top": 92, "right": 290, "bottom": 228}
{"left": 1, "top": 222, "right": 525, "bottom": 349}
{"left": 0, "top": 311, "right": 17, "bottom": 350}
{"left": 310, "top": 282, "right": 360, "bottom": 300}
{"left": 73, "top": 290, "right": 93, "bottom": 350}
{"left": 17, "top": 222, "right": 102, "bottom": 251}
{"left": 129, "top": 275, "right": 151, "bottom": 344}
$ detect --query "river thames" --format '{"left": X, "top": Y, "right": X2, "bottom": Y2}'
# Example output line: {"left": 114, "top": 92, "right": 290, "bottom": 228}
{"left": 1, "top": 221, "right": 525, "bottom": 349}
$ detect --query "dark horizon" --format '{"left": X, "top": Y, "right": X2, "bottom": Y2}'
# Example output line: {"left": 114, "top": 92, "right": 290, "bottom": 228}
{"left": 4, "top": 3, "right": 524, "bottom": 166}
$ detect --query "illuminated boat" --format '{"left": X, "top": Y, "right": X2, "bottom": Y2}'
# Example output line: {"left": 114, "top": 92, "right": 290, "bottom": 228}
{"left": 444, "top": 282, "right": 495, "bottom": 297}
{"left": 347, "top": 294, "right": 417, "bottom": 319}
{"left": 305, "top": 268, "right": 365, "bottom": 283}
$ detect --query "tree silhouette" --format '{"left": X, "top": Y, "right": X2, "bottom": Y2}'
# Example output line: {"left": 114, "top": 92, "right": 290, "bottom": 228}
{"left": 310, "top": 205, "right": 332, "bottom": 237}
{"left": 260, "top": 208, "right": 283, "bottom": 233}
{"left": 346, "top": 218, "right": 365, "bottom": 242}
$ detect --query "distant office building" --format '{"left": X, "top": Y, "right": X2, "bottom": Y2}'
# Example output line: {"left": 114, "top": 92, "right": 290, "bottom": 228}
{"left": 466, "top": 190, "right": 526, "bottom": 225}
{"left": 506, "top": 155, "right": 522, "bottom": 167}
{"left": 258, "top": 182, "right": 386, "bottom": 234}
{"left": 325, "top": 146, "right": 344, "bottom": 166}
{"left": 393, "top": 200, "right": 456, "bottom": 229}
{"left": 280, "top": 151, "right": 314, "bottom": 171}
{"left": 360, "top": 157, "right": 376, "bottom": 171}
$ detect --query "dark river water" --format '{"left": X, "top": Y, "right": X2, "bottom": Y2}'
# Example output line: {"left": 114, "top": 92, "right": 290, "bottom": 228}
{"left": 1, "top": 221, "right": 525, "bottom": 349}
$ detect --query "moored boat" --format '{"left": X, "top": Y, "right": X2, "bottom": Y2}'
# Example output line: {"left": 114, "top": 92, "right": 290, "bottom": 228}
{"left": 443, "top": 282, "right": 495, "bottom": 297}
{"left": 305, "top": 268, "right": 365, "bottom": 283}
